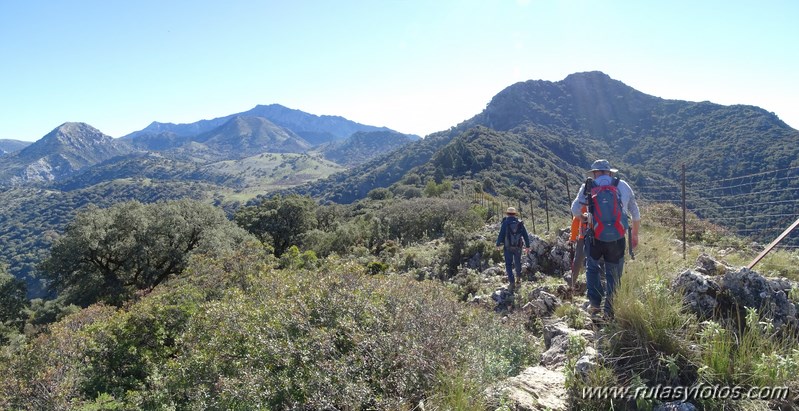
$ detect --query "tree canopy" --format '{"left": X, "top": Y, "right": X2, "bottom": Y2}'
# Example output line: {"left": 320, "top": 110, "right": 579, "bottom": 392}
{"left": 40, "top": 199, "right": 255, "bottom": 306}
{"left": 235, "top": 195, "right": 318, "bottom": 256}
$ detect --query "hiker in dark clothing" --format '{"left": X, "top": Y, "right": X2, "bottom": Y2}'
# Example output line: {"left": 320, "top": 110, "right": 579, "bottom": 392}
{"left": 495, "top": 207, "right": 531, "bottom": 292}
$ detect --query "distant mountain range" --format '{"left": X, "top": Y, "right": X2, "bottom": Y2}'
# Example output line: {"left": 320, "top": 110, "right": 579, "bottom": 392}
{"left": 2, "top": 73, "right": 797, "bottom": 297}
{"left": 0, "top": 104, "right": 419, "bottom": 185}
{"left": 0, "top": 139, "right": 31, "bottom": 155}
{"left": 282, "top": 71, "right": 798, "bottom": 252}
{"left": 123, "top": 103, "right": 416, "bottom": 146}
{"left": 287, "top": 71, "right": 798, "bottom": 203}
{"left": 0, "top": 104, "right": 419, "bottom": 296}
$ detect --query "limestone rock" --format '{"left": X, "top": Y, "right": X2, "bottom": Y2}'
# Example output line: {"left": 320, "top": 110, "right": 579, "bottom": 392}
{"left": 673, "top": 255, "right": 798, "bottom": 331}
{"left": 488, "top": 366, "right": 567, "bottom": 411}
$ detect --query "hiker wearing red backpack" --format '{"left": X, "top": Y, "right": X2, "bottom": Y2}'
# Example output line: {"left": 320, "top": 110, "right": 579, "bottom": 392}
{"left": 571, "top": 159, "right": 640, "bottom": 318}
{"left": 495, "top": 207, "right": 531, "bottom": 293}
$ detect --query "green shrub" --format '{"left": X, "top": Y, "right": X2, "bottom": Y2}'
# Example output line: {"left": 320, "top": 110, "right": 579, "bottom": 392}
{"left": 366, "top": 261, "right": 389, "bottom": 275}
{"left": 380, "top": 198, "right": 474, "bottom": 244}
{"left": 366, "top": 187, "right": 393, "bottom": 200}
{"left": 0, "top": 252, "right": 539, "bottom": 410}
{"left": 554, "top": 303, "right": 585, "bottom": 329}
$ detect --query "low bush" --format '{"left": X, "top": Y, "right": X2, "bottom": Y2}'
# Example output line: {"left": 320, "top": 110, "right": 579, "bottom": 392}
{"left": 0, "top": 251, "right": 539, "bottom": 410}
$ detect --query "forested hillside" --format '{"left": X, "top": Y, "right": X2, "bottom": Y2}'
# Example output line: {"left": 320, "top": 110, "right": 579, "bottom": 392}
{"left": 0, "top": 181, "right": 219, "bottom": 297}
{"left": 285, "top": 71, "right": 798, "bottom": 245}
{"left": 0, "top": 106, "right": 415, "bottom": 295}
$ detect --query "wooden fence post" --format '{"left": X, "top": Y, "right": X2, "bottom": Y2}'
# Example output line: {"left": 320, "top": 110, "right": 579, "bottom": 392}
{"left": 544, "top": 185, "right": 550, "bottom": 233}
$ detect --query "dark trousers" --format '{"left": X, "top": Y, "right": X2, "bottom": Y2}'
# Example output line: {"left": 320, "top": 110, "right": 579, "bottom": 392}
{"left": 503, "top": 247, "right": 522, "bottom": 284}
{"left": 585, "top": 238, "right": 625, "bottom": 314}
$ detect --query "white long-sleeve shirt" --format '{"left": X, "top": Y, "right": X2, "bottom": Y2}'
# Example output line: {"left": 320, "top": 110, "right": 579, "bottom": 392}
{"left": 571, "top": 174, "right": 641, "bottom": 221}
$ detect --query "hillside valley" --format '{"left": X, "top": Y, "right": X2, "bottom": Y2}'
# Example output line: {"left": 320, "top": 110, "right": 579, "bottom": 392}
{"left": 0, "top": 105, "right": 418, "bottom": 294}
{"left": 0, "top": 72, "right": 797, "bottom": 295}
{"left": 0, "top": 72, "right": 798, "bottom": 410}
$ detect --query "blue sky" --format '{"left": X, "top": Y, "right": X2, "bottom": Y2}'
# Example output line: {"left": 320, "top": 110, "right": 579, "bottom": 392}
{"left": 1, "top": 0, "right": 797, "bottom": 141}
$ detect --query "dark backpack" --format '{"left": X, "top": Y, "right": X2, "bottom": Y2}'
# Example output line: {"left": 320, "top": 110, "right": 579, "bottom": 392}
{"left": 505, "top": 218, "right": 525, "bottom": 250}
{"left": 588, "top": 177, "right": 628, "bottom": 242}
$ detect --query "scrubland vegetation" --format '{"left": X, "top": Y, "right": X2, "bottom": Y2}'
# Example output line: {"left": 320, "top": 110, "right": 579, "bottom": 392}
{"left": 0, "top": 187, "right": 797, "bottom": 410}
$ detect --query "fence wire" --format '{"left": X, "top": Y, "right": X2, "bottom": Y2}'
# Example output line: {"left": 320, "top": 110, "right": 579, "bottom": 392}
{"left": 634, "top": 164, "right": 799, "bottom": 271}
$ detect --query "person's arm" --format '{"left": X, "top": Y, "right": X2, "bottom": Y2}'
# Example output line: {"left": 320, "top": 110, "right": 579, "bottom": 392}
{"left": 571, "top": 185, "right": 587, "bottom": 217}
{"left": 496, "top": 218, "right": 506, "bottom": 250}
{"left": 620, "top": 180, "right": 641, "bottom": 248}
{"left": 631, "top": 219, "right": 641, "bottom": 249}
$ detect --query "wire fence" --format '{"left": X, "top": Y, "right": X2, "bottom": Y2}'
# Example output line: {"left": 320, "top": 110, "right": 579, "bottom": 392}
{"left": 635, "top": 165, "right": 799, "bottom": 252}
{"left": 467, "top": 164, "right": 799, "bottom": 269}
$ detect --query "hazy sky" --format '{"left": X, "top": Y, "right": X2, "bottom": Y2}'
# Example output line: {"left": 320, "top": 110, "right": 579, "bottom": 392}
{"left": 1, "top": 0, "right": 797, "bottom": 141}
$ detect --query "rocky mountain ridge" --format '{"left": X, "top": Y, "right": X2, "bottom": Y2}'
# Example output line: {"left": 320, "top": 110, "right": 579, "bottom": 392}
{"left": 0, "top": 123, "right": 133, "bottom": 183}
{"left": 123, "top": 103, "right": 410, "bottom": 145}
{"left": 0, "top": 106, "right": 417, "bottom": 187}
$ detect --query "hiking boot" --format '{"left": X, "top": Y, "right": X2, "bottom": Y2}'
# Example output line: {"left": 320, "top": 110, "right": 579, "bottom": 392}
{"left": 508, "top": 282, "right": 516, "bottom": 294}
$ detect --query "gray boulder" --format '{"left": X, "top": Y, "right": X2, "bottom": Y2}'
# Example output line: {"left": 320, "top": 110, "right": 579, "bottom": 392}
{"left": 574, "top": 346, "right": 599, "bottom": 378}
{"left": 540, "top": 321, "right": 595, "bottom": 370}
{"left": 481, "top": 266, "right": 504, "bottom": 278}
{"left": 672, "top": 269, "right": 720, "bottom": 318}
{"left": 721, "top": 267, "right": 797, "bottom": 329}
{"left": 523, "top": 288, "right": 562, "bottom": 318}
{"left": 673, "top": 255, "right": 798, "bottom": 331}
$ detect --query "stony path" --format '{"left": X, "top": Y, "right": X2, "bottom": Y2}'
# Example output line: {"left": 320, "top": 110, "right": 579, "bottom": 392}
{"left": 485, "top": 281, "right": 598, "bottom": 411}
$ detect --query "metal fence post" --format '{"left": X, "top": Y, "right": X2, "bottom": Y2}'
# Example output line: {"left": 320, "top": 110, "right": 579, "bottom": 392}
{"left": 682, "top": 163, "right": 687, "bottom": 260}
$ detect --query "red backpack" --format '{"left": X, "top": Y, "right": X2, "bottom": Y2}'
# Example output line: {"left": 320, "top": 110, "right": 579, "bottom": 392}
{"left": 588, "top": 177, "right": 628, "bottom": 242}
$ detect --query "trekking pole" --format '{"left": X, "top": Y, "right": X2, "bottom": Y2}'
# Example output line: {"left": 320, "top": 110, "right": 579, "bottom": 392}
{"left": 627, "top": 227, "right": 635, "bottom": 260}
{"left": 568, "top": 241, "right": 576, "bottom": 294}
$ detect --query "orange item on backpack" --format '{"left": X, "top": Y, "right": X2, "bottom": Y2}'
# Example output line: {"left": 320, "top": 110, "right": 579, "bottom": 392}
{"left": 569, "top": 205, "right": 588, "bottom": 242}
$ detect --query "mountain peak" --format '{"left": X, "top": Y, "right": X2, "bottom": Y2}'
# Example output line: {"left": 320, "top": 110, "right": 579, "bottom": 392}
{"left": 29, "top": 122, "right": 118, "bottom": 157}
{"left": 562, "top": 70, "right": 614, "bottom": 82}
{"left": 1, "top": 122, "right": 133, "bottom": 183}
{"left": 53, "top": 121, "right": 102, "bottom": 134}
{"left": 195, "top": 114, "right": 311, "bottom": 156}
{"left": 561, "top": 71, "right": 637, "bottom": 94}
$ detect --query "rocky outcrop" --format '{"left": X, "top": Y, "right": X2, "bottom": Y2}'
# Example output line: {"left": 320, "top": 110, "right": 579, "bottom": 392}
{"left": 486, "top": 366, "right": 568, "bottom": 411}
{"left": 540, "top": 321, "right": 595, "bottom": 370}
{"left": 489, "top": 319, "right": 597, "bottom": 410}
{"left": 673, "top": 254, "right": 798, "bottom": 331}
{"left": 523, "top": 232, "right": 572, "bottom": 278}
{"left": 672, "top": 268, "right": 721, "bottom": 319}
{"left": 523, "top": 288, "right": 562, "bottom": 318}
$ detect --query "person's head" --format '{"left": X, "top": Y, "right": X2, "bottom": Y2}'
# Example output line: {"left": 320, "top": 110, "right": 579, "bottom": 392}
{"left": 589, "top": 159, "right": 618, "bottom": 178}
{"left": 505, "top": 207, "right": 518, "bottom": 217}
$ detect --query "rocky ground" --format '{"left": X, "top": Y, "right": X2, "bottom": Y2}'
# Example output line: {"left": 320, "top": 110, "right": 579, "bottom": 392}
{"left": 467, "top": 230, "right": 795, "bottom": 410}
